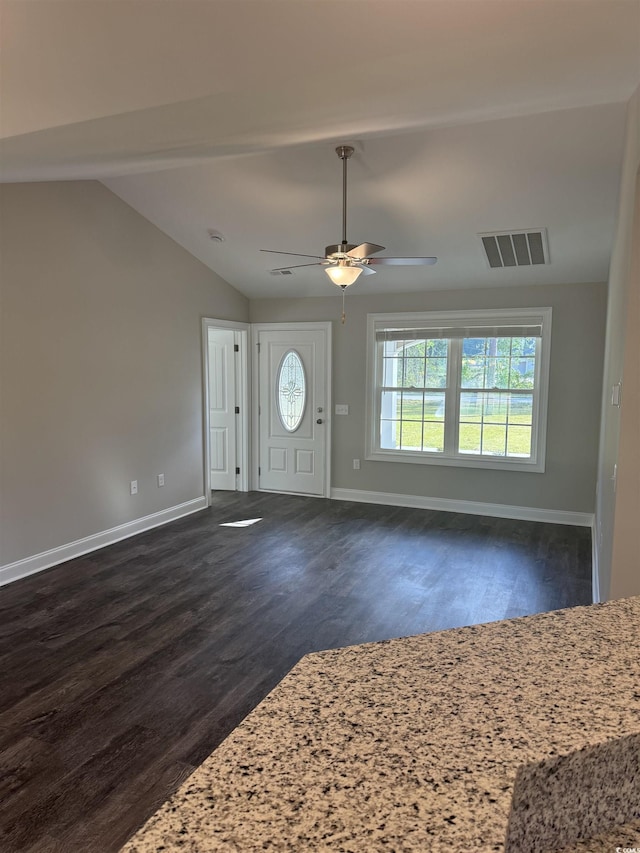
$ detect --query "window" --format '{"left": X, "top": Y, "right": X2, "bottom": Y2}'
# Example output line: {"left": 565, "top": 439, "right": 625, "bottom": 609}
{"left": 366, "top": 308, "right": 552, "bottom": 472}
{"left": 277, "top": 349, "right": 306, "bottom": 432}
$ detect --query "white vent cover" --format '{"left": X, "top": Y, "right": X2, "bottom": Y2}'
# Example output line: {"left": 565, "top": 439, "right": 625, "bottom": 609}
{"left": 270, "top": 269, "right": 293, "bottom": 276}
{"left": 479, "top": 229, "right": 549, "bottom": 268}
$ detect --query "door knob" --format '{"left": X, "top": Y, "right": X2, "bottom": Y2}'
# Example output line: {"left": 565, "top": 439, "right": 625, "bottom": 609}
{"left": 316, "top": 418, "right": 323, "bottom": 424}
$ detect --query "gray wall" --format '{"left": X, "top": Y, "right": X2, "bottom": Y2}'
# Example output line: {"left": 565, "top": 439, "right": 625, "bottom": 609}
{"left": 611, "top": 170, "right": 640, "bottom": 598}
{"left": 0, "top": 180, "right": 248, "bottom": 567}
{"left": 597, "top": 85, "right": 640, "bottom": 599}
{"left": 251, "top": 281, "right": 606, "bottom": 513}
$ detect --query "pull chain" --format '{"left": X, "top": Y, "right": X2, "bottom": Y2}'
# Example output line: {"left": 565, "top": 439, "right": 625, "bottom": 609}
{"left": 341, "top": 286, "right": 346, "bottom": 324}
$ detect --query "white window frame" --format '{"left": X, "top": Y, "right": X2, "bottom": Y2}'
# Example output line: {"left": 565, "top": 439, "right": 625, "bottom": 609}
{"left": 365, "top": 307, "right": 552, "bottom": 473}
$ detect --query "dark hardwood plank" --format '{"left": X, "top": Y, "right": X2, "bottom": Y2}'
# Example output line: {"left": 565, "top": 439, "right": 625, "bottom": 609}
{"left": 0, "top": 492, "right": 592, "bottom": 852}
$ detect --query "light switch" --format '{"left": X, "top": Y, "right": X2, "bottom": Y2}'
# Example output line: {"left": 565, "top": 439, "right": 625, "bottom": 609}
{"left": 335, "top": 404, "right": 349, "bottom": 415}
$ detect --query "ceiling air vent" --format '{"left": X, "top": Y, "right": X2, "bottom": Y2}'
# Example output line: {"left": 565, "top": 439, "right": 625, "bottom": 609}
{"left": 270, "top": 269, "right": 293, "bottom": 276}
{"left": 479, "top": 229, "right": 548, "bottom": 269}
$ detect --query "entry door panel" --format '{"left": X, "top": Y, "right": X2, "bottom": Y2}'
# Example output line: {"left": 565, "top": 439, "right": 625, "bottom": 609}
{"left": 258, "top": 329, "right": 327, "bottom": 496}
{"left": 208, "top": 329, "right": 236, "bottom": 490}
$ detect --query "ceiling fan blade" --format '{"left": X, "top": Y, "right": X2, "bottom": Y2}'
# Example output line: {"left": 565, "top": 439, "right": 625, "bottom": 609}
{"left": 347, "top": 242, "right": 385, "bottom": 259}
{"left": 261, "top": 249, "right": 326, "bottom": 260}
{"left": 358, "top": 264, "right": 377, "bottom": 276}
{"left": 270, "top": 262, "right": 324, "bottom": 271}
{"left": 366, "top": 256, "right": 438, "bottom": 266}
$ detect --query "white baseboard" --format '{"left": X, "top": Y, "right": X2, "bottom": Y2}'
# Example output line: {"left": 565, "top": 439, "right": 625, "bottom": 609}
{"left": 591, "top": 516, "right": 601, "bottom": 603}
{"left": 330, "top": 487, "right": 593, "bottom": 527}
{"left": 0, "top": 496, "right": 208, "bottom": 588}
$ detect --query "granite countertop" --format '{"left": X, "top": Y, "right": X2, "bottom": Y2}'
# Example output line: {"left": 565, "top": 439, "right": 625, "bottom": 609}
{"left": 121, "top": 597, "right": 640, "bottom": 852}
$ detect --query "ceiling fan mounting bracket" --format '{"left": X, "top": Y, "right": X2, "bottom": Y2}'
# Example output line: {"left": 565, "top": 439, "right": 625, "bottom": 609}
{"left": 335, "top": 145, "right": 354, "bottom": 161}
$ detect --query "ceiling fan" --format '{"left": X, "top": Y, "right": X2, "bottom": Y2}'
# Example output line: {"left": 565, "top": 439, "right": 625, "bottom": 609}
{"left": 261, "top": 145, "right": 437, "bottom": 291}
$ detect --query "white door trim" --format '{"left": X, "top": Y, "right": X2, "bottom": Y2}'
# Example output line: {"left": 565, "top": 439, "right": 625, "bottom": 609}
{"left": 251, "top": 322, "right": 332, "bottom": 496}
{"left": 202, "top": 318, "right": 251, "bottom": 504}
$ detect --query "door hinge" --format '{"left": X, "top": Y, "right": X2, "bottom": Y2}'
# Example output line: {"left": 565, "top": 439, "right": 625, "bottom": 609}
{"left": 236, "top": 467, "right": 240, "bottom": 475}
{"left": 235, "top": 406, "right": 240, "bottom": 414}
{"left": 257, "top": 342, "right": 261, "bottom": 352}
{"left": 258, "top": 466, "right": 261, "bottom": 476}
{"left": 234, "top": 344, "right": 239, "bottom": 352}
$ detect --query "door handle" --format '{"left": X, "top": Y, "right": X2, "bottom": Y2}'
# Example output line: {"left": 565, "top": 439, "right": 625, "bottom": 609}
{"left": 316, "top": 418, "right": 323, "bottom": 424}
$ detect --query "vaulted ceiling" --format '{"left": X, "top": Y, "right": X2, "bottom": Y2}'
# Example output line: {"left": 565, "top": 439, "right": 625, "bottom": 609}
{"left": 2, "top": 0, "right": 639, "bottom": 298}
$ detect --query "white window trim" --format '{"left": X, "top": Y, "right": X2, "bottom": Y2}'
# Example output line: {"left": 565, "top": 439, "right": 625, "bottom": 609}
{"left": 365, "top": 307, "right": 552, "bottom": 473}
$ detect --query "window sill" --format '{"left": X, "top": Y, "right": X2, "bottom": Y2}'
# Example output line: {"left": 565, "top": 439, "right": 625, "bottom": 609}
{"left": 365, "top": 449, "right": 545, "bottom": 473}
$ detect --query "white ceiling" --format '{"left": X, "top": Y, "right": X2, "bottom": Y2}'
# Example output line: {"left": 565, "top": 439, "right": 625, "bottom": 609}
{"left": 2, "top": 0, "right": 639, "bottom": 299}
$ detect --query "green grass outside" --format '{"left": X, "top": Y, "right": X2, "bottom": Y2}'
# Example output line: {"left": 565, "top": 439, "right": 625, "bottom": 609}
{"left": 385, "top": 397, "right": 532, "bottom": 457}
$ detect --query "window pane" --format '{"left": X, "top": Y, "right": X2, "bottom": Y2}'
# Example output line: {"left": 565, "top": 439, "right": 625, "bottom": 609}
{"left": 496, "top": 337, "right": 512, "bottom": 356}
{"left": 380, "top": 420, "right": 399, "bottom": 449}
{"left": 380, "top": 390, "right": 402, "bottom": 420}
{"left": 382, "top": 340, "right": 400, "bottom": 358}
{"left": 382, "top": 357, "right": 403, "bottom": 386}
{"left": 424, "top": 392, "right": 445, "bottom": 421}
{"left": 277, "top": 350, "right": 306, "bottom": 432}
{"left": 508, "top": 394, "right": 533, "bottom": 425}
{"left": 459, "top": 423, "right": 481, "bottom": 454}
{"left": 401, "top": 391, "right": 423, "bottom": 420}
{"left": 402, "top": 358, "right": 425, "bottom": 388}
{"left": 507, "top": 425, "right": 532, "bottom": 457}
{"left": 427, "top": 339, "right": 448, "bottom": 357}
{"left": 423, "top": 422, "right": 445, "bottom": 452}
{"left": 425, "top": 357, "right": 447, "bottom": 388}
{"left": 463, "top": 337, "right": 486, "bottom": 356}
{"left": 400, "top": 421, "right": 423, "bottom": 450}
{"left": 481, "top": 424, "right": 507, "bottom": 456}
{"left": 482, "top": 393, "right": 508, "bottom": 423}
{"left": 460, "top": 392, "right": 482, "bottom": 422}
{"left": 485, "top": 358, "right": 510, "bottom": 389}
{"left": 403, "top": 340, "right": 425, "bottom": 358}
{"left": 510, "top": 337, "right": 524, "bottom": 356}
{"left": 461, "top": 357, "right": 485, "bottom": 388}
{"left": 509, "top": 357, "right": 535, "bottom": 389}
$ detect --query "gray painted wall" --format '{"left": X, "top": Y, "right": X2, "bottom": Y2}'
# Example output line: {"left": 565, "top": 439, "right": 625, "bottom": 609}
{"left": 251, "top": 281, "right": 606, "bottom": 513}
{"left": 0, "top": 180, "right": 248, "bottom": 567}
{"left": 597, "top": 85, "right": 640, "bottom": 599}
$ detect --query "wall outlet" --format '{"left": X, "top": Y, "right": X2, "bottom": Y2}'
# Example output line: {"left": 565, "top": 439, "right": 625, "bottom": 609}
{"left": 335, "top": 404, "right": 349, "bottom": 415}
{"left": 157, "top": 473, "right": 165, "bottom": 487}
{"left": 353, "top": 458, "right": 360, "bottom": 470}
{"left": 130, "top": 480, "right": 138, "bottom": 495}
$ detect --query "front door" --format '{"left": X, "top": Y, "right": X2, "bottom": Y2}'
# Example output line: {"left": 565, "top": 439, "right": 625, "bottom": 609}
{"left": 257, "top": 325, "right": 330, "bottom": 496}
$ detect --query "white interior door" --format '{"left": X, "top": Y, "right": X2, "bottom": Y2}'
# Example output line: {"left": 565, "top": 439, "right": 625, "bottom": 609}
{"left": 208, "top": 328, "right": 237, "bottom": 490}
{"left": 257, "top": 326, "right": 330, "bottom": 496}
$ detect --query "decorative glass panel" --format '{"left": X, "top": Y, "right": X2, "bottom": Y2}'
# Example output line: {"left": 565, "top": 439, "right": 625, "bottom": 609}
{"left": 277, "top": 350, "right": 306, "bottom": 432}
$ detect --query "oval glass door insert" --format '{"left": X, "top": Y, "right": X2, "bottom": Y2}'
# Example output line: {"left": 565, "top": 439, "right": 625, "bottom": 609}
{"left": 277, "top": 350, "right": 306, "bottom": 432}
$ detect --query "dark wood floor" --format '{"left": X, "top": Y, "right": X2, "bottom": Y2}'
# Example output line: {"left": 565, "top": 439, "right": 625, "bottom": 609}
{"left": 0, "top": 492, "right": 592, "bottom": 852}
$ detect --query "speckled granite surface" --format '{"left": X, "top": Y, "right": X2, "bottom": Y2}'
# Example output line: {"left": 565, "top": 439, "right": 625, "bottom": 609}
{"left": 550, "top": 818, "right": 640, "bottom": 852}
{"left": 121, "top": 597, "right": 640, "bottom": 852}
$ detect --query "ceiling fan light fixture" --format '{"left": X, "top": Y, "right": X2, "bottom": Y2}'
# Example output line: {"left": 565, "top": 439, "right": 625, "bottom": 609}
{"left": 324, "top": 261, "right": 363, "bottom": 287}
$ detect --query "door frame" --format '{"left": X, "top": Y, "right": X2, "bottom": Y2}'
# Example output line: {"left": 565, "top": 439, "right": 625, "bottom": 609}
{"left": 202, "top": 318, "right": 251, "bottom": 504}
{"left": 251, "top": 321, "right": 332, "bottom": 497}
